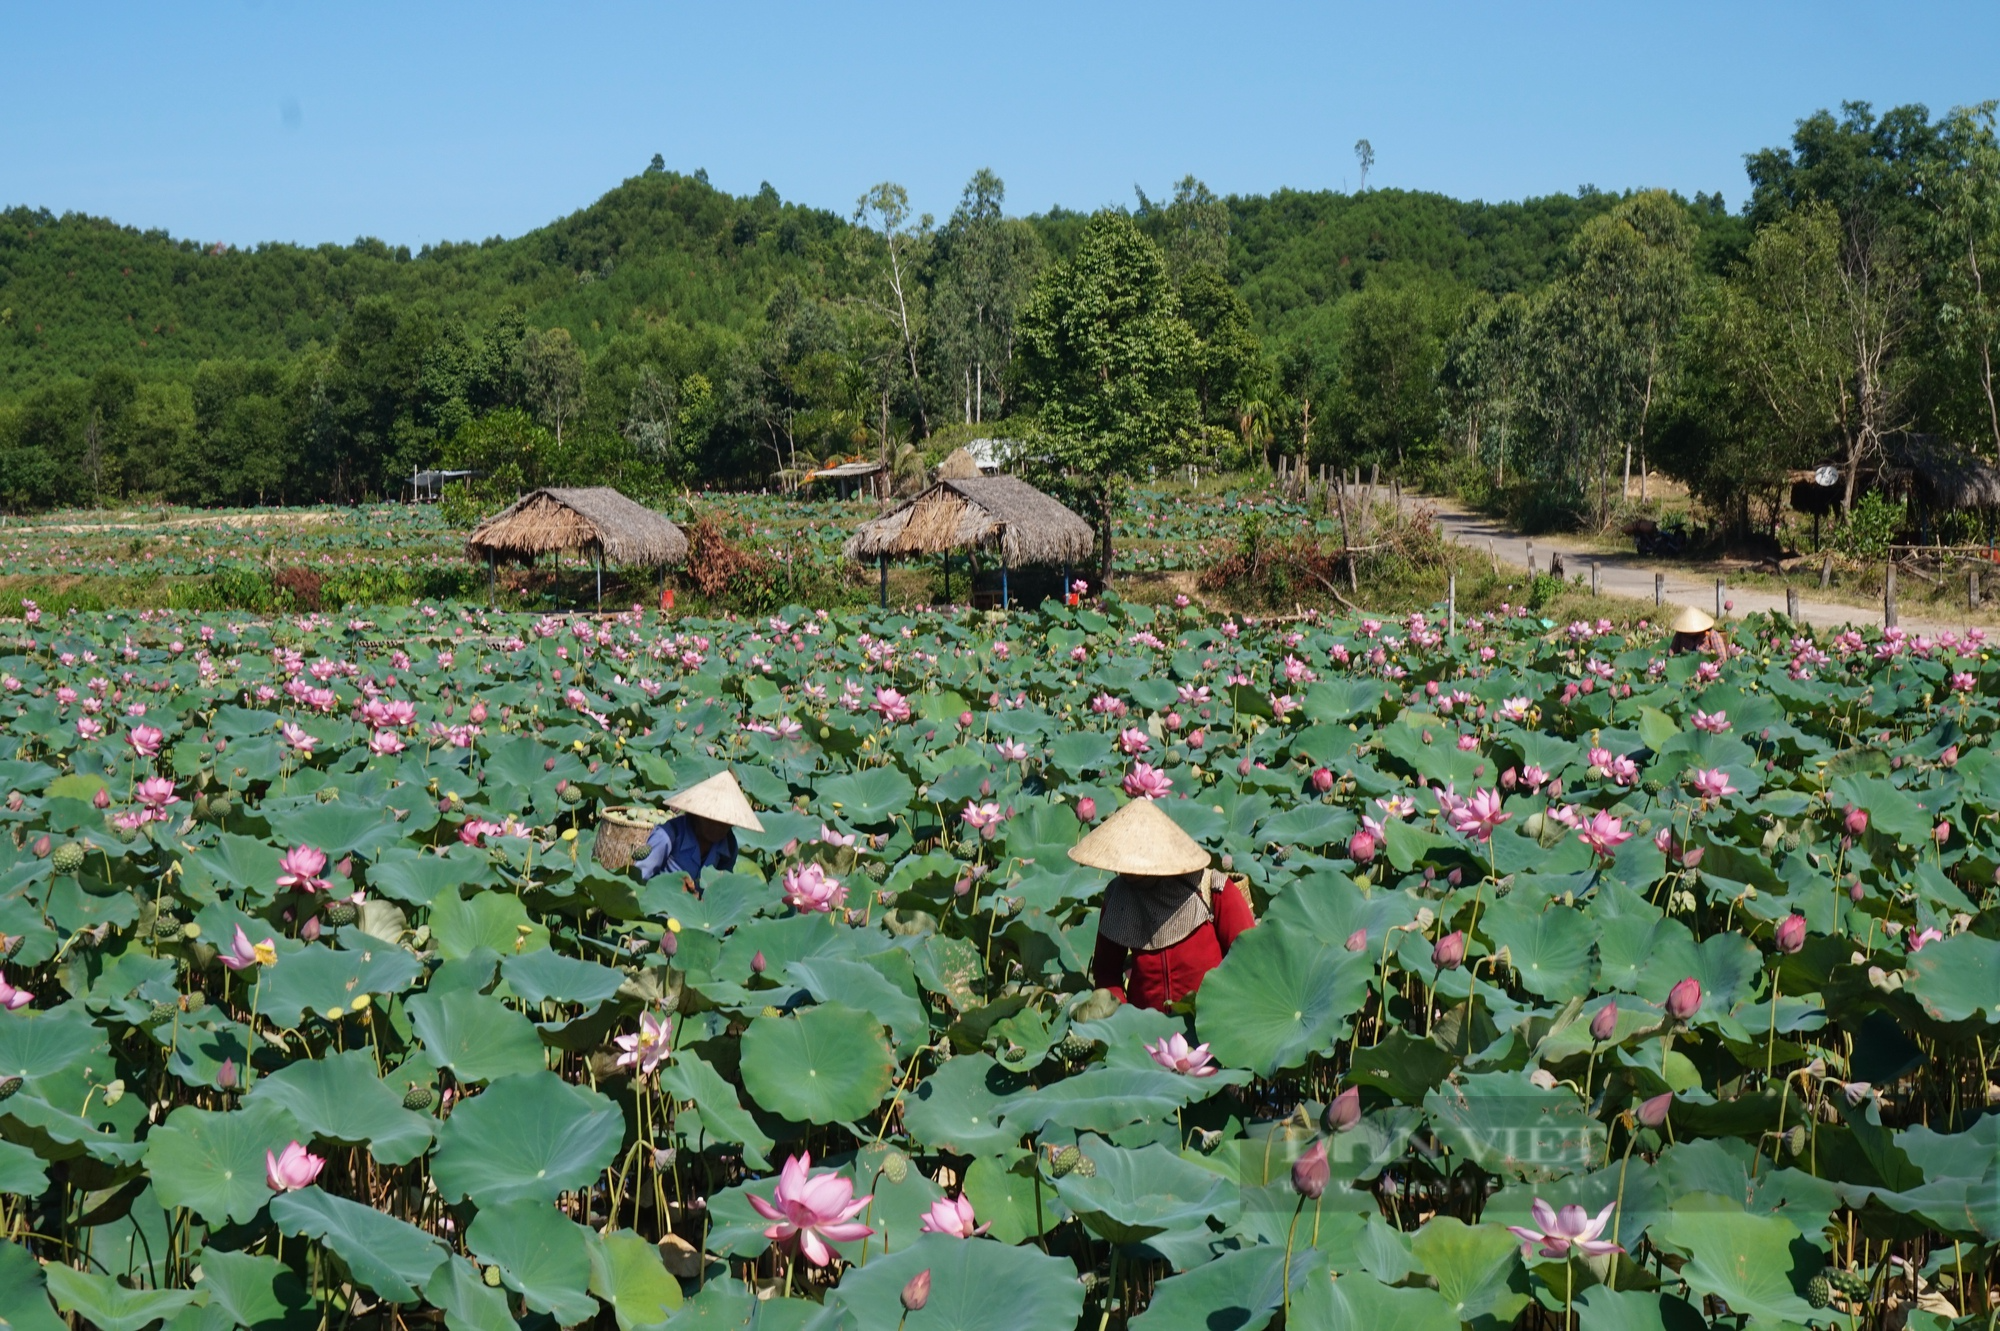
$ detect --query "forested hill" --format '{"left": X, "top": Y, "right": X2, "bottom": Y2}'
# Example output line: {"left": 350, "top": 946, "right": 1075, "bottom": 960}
{"left": 0, "top": 156, "right": 1751, "bottom": 510}
{"left": 0, "top": 172, "right": 1738, "bottom": 391}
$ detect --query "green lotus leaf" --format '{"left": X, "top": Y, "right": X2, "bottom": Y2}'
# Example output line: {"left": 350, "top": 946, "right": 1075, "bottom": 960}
{"left": 786, "top": 956, "right": 927, "bottom": 1048}
{"left": 1908, "top": 932, "right": 2000, "bottom": 1023}
{"left": 430, "top": 1071, "right": 623, "bottom": 1206}
{"left": 1052, "top": 1143, "right": 1238, "bottom": 1244}
{"left": 1483, "top": 896, "right": 1599, "bottom": 1001}
{"left": 0, "top": 1139, "right": 49, "bottom": 1195}
{"left": 430, "top": 889, "right": 550, "bottom": 960}
{"left": 191, "top": 1248, "right": 311, "bottom": 1330}
{"left": 1653, "top": 1199, "right": 1821, "bottom": 1325}
{"left": 739, "top": 1002, "right": 896, "bottom": 1124}
{"left": 251, "top": 943, "right": 422, "bottom": 1029}
{"left": 1195, "top": 924, "right": 1371, "bottom": 1076}
{"left": 902, "top": 1053, "right": 1027, "bottom": 1157}
{"left": 365, "top": 845, "right": 487, "bottom": 906}
{"left": 244, "top": 1049, "right": 434, "bottom": 1165}
{"left": 1127, "top": 1242, "right": 1299, "bottom": 1331}
{"left": 1288, "top": 1256, "right": 1460, "bottom": 1331}
{"left": 1408, "top": 1217, "right": 1530, "bottom": 1324}
{"left": 816, "top": 767, "right": 915, "bottom": 824}
{"left": 268, "top": 1185, "right": 449, "bottom": 1303}
{"left": 465, "top": 1197, "right": 598, "bottom": 1325}
{"left": 0, "top": 1239, "right": 64, "bottom": 1331}
{"left": 993, "top": 1065, "right": 1206, "bottom": 1136}
{"left": 962, "top": 1154, "right": 1064, "bottom": 1244}
{"left": 263, "top": 801, "right": 406, "bottom": 858}
{"left": 41, "top": 1266, "right": 200, "bottom": 1331}
{"left": 1571, "top": 1287, "right": 1710, "bottom": 1331}
{"left": 500, "top": 947, "right": 627, "bottom": 1008}
{"left": 825, "top": 1232, "right": 1085, "bottom": 1330}
{"left": 406, "top": 987, "right": 548, "bottom": 1083}
{"left": 420, "top": 1255, "right": 518, "bottom": 1331}
{"left": 144, "top": 1097, "right": 304, "bottom": 1226}
{"left": 585, "top": 1228, "right": 684, "bottom": 1330}
{"left": 657, "top": 1051, "right": 775, "bottom": 1170}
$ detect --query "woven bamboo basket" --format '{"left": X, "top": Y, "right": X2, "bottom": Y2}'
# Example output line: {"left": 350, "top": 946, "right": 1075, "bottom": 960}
{"left": 595, "top": 806, "right": 668, "bottom": 872}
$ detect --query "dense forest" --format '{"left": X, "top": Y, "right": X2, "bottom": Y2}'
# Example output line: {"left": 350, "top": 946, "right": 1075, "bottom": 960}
{"left": 2, "top": 101, "right": 1997, "bottom": 541}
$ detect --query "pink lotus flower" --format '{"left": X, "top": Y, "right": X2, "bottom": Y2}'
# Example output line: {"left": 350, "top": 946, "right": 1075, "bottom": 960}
{"left": 783, "top": 863, "right": 847, "bottom": 914}
{"left": 1775, "top": 913, "right": 1807, "bottom": 954}
{"left": 1507, "top": 1199, "right": 1622, "bottom": 1260}
{"left": 1666, "top": 975, "right": 1702, "bottom": 1021}
{"left": 265, "top": 1141, "right": 325, "bottom": 1193}
{"left": 1144, "top": 1032, "right": 1218, "bottom": 1077}
{"left": 1116, "top": 727, "right": 1151, "bottom": 756}
{"left": 1520, "top": 765, "right": 1548, "bottom": 790}
{"left": 277, "top": 845, "right": 330, "bottom": 894}
{"left": 1449, "top": 789, "right": 1510, "bottom": 842}
{"left": 748, "top": 1153, "right": 874, "bottom": 1267}
{"left": 1844, "top": 806, "right": 1868, "bottom": 837}
{"left": 960, "top": 801, "right": 1004, "bottom": 838}
{"left": 280, "top": 722, "right": 316, "bottom": 755}
{"left": 1075, "top": 797, "right": 1098, "bottom": 823}
{"left": 1576, "top": 811, "right": 1632, "bottom": 858}
{"left": 1123, "top": 763, "right": 1173, "bottom": 800}
{"left": 872, "top": 689, "right": 911, "bottom": 724}
{"left": 127, "top": 724, "right": 163, "bottom": 757}
{"left": 1688, "top": 768, "right": 1737, "bottom": 802}
{"left": 369, "top": 729, "right": 406, "bottom": 755}
{"left": 995, "top": 738, "right": 1029, "bottom": 762}
{"left": 1348, "top": 828, "right": 1377, "bottom": 863}
{"left": 76, "top": 717, "right": 104, "bottom": 741}
{"left": 817, "top": 824, "right": 855, "bottom": 848}
{"left": 917, "top": 1195, "right": 990, "bottom": 1239}
{"left": 1433, "top": 930, "right": 1467, "bottom": 969}
{"left": 221, "top": 925, "right": 278, "bottom": 971}
{"left": 1691, "top": 709, "right": 1729, "bottom": 733}
{"left": 1908, "top": 926, "right": 1944, "bottom": 953}
{"left": 613, "top": 1010, "right": 673, "bottom": 1078}
{"left": 134, "top": 776, "right": 178, "bottom": 813}
{"left": 0, "top": 972, "right": 33, "bottom": 1010}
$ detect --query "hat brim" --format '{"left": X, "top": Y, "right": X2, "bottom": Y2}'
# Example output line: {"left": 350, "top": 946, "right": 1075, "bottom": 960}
{"left": 1068, "top": 798, "right": 1210, "bottom": 876}
{"left": 662, "top": 771, "right": 765, "bottom": 832}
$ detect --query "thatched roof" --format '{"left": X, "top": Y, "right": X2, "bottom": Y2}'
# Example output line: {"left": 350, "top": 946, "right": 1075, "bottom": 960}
{"left": 844, "top": 477, "right": 1094, "bottom": 565}
{"left": 465, "top": 487, "right": 688, "bottom": 566}
{"left": 1886, "top": 435, "right": 2000, "bottom": 510}
{"left": 936, "top": 448, "right": 982, "bottom": 480}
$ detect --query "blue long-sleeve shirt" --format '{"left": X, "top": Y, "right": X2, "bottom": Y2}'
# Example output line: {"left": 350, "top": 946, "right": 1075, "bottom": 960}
{"left": 634, "top": 815, "right": 737, "bottom": 892}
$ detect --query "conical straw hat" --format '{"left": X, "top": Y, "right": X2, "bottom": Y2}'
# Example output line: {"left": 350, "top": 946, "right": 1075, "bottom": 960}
{"left": 662, "top": 770, "right": 764, "bottom": 832}
{"left": 1068, "top": 798, "right": 1209, "bottom": 876}
{"left": 1669, "top": 605, "right": 1716, "bottom": 634}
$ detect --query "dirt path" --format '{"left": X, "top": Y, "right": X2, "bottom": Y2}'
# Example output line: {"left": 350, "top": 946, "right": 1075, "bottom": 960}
{"left": 1407, "top": 493, "right": 1976, "bottom": 636}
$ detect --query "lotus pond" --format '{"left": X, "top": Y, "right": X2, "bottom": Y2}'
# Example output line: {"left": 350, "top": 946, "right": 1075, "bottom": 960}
{"left": 1, "top": 596, "right": 1997, "bottom": 1329}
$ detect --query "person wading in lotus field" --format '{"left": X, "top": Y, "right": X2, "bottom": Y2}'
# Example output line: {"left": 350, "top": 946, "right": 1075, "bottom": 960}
{"left": 1667, "top": 605, "right": 1726, "bottom": 657}
{"left": 1075, "top": 798, "right": 1257, "bottom": 1010}
{"left": 636, "top": 770, "right": 764, "bottom": 897}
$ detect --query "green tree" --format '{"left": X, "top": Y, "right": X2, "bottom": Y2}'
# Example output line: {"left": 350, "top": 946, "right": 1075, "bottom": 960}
{"left": 1920, "top": 103, "right": 2000, "bottom": 454}
{"left": 929, "top": 170, "right": 1043, "bottom": 425}
{"left": 1329, "top": 275, "right": 1462, "bottom": 470}
{"left": 1016, "top": 211, "right": 1198, "bottom": 574}
{"left": 517, "top": 326, "right": 588, "bottom": 448}
{"left": 855, "top": 183, "right": 932, "bottom": 437}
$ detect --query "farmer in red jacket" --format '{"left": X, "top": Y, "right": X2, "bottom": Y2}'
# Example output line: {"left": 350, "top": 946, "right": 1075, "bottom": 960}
{"left": 1076, "top": 798, "right": 1257, "bottom": 1010}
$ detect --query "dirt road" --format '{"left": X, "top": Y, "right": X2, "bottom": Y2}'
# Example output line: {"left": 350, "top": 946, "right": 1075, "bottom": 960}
{"left": 1409, "top": 494, "right": 1975, "bottom": 636}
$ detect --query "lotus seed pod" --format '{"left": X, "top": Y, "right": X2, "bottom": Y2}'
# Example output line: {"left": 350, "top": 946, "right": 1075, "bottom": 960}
{"left": 880, "top": 1150, "right": 909, "bottom": 1184}
{"left": 147, "top": 998, "right": 179, "bottom": 1024}
{"left": 1050, "top": 1145, "right": 1081, "bottom": 1178}
{"left": 482, "top": 1265, "right": 503, "bottom": 1288}
{"left": 1071, "top": 1153, "right": 1096, "bottom": 1177}
{"left": 402, "top": 1084, "right": 436, "bottom": 1111}
{"left": 322, "top": 902, "right": 358, "bottom": 928}
{"left": 760, "top": 1005, "right": 783, "bottom": 1019}
{"left": 0, "top": 1075, "right": 20, "bottom": 1101}
{"left": 52, "top": 842, "right": 86, "bottom": 874}
{"left": 1807, "top": 1275, "right": 1833, "bottom": 1309}
{"left": 153, "top": 914, "right": 184, "bottom": 940}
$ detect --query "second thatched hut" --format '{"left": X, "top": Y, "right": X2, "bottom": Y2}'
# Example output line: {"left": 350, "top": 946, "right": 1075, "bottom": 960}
{"left": 844, "top": 476, "right": 1093, "bottom": 608}
{"left": 465, "top": 486, "right": 688, "bottom": 607}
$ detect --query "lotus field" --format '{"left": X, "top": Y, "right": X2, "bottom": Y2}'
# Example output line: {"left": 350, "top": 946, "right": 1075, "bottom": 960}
{"left": 4, "top": 594, "right": 2000, "bottom": 1329}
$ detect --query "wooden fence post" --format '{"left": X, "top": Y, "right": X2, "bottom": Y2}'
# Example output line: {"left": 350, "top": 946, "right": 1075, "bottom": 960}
{"left": 1654, "top": 573, "right": 1664, "bottom": 607}
{"left": 1447, "top": 572, "right": 1457, "bottom": 637}
{"left": 1821, "top": 554, "right": 1833, "bottom": 590}
{"left": 1786, "top": 586, "right": 1799, "bottom": 621}
{"left": 1972, "top": 568, "right": 1981, "bottom": 612}
{"left": 1885, "top": 562, "right": 1898, "bottom": 629}
{"left": 1589, "top": 561, "right": 1600, "bottom": 597}
{"left": 1715, "top": 578, "right": 1725, "bottom": 619}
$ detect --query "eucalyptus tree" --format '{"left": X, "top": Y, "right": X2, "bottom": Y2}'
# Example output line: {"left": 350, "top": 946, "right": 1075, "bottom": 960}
{"left": 928, "top": 170, "right": 1043, "bottom": 425}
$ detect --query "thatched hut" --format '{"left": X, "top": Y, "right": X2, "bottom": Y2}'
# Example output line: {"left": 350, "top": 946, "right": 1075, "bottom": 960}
{"left": 465, "top": 487, "right": 687, "bottom": 607}
{"left": 844, "top": 476, "right": 1093, "bottom": 608}
{"left": 1886, "top": 435, "right": 2000, "bottom": 513}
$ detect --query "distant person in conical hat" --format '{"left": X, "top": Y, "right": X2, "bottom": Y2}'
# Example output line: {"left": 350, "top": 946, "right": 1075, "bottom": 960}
{"left": 635, "top": 770, "right": 764, "bottom": 897}
{"left": 1668, "top": 605, "right": 1725, "bottom": 657}
{"left": 1073, "top": 798, "right": 1257, "bottom": 1011}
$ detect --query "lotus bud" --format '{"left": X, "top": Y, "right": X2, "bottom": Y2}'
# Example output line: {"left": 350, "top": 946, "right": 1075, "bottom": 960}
{"left": 217, "top": 1058, "right": 238, "bottom": 1090}
{"left": 1446, "top": 868, "right": 1462, "bottom": 886}
{"left": 1324, "top": 1085, "right": 1361, "bottom": 1133}
{"left": 751, "top": 951, "right": 766, "bottom": 975}
{"left": 901, "top": 1268, "right": 932, "bottom": 1312}
{"left": 1501, "top": 767, "right": 1517, "bottom": 790}
{"left": 661, "top": 931, "right": 678, "bottom": 957}
{"left": 1589, "top": 1001, "right": 1618, "bottom": 1043}
{"left": 336, "top": 855, "right": 353, "bottom": 878}
{"left": 1845, "top": 806, "right": 1868, "bottom": 836}
{"left": 1775, "top": 913, "right": 1807, "bottom": 955}
{"left": 1432, "top": 931, "right": 1465, "bottom": 970}
{"left": 1666, "top": 976, "right": 1701, "bottom": 1021}
{"left": 545, "top": 756, "right": 557, "bottom": 771}
{"left": 1348, "top": 829, "right": 1377, "bottom": 864}
{"left": 1636, "top": 1091, "right": 1672, "bottom": 1128}
{"left": 1935, "top": 821, "right": 1952, "bottom": 846}
{"left": 1345, "top": 928, "right": 1368, "bottom": 953}
{"left": 31, "top": 834, "right": 49, "bottom": 859}
{"left": 93, "top": 787, "right": 111, "bottom": 809}
{"left": 1942, "top": 744, "right": 1959, "bottom": 767}
{"left": 1311, "top": 767, "right": 1333, "bottom": 793}
{"left": 1291, "top": 1139, "right": 1330, "bottom": 1199}
{"left": 1546, "top": 780, "right": 1561, "bottom": 799}
{"left": 1680, "top": 845, "right": 1704, "bottom": 869}
{"left": 1076, "top": 797, "right": 1097, "bottom": 822}
{"left": 1238, "top": 758, "right": 1252, "bottom": 777}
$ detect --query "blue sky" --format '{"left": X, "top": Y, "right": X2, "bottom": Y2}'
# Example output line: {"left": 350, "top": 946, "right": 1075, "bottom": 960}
{"left": 4, "top": 1, "right": 1996, "bottom": 248}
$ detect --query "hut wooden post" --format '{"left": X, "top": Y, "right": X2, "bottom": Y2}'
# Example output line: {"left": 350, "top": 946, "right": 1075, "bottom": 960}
{"left": 487, "top": 551, "right": 495, "bottom": 609}
{"left": 1447, "top": 572, "right": 1456, "bottom": 637}
{"left": 1885, "top": 562, "right": 1898, "bottom": 628}
{"left": 1654, "top": 573, "right": 1664, "bottom": 606}
{"left": 879, "top": 554, "right": 888, "bottom": 609}
{"left": 595, "top": 547, "right": 603, "bottom": 611}
{"left": 1001, "top": 550, "right": 1011, "bottom": 610}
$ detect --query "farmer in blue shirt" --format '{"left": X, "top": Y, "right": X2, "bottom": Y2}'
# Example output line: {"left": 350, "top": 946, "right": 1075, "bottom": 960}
{"left": 635, "top": 769, "right": 764, "bottom": 896}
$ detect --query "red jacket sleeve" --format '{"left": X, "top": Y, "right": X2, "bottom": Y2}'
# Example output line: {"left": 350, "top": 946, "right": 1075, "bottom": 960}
{"left": 1091, "top": 932, "right": 1129, "bottom": 1003}
{"left": 1214, "top": 879, "right": 1257, "bottom": 953}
